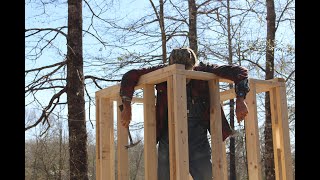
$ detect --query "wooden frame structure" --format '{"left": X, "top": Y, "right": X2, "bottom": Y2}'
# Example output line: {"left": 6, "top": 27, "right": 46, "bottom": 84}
{"left": 95, "top": 64, "right": 293, "bottom": 180}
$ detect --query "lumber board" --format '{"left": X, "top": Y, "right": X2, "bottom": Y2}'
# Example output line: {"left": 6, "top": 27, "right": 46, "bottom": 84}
{"left": 244, "top": 81, "right": 263, "bottom": 180}
{"left": 167, "top": 76, "right": 177, "bottom": 180}
{"left": 95, "top": 97, "right": 101, "bottom": 180}
{"left": 143, "top": 84, "right": 157, "bottom": 180}
{"left": 99, "top": 98, "right": 115, "bottom": 180}
{"left": 209, "top": 79, "right": 227, "bottom": 180}
{"left": 116, "top": 98, "right": 129, "bottom": 180}
{"left": 270, "top": 84, "right": 294, "bottom": 180}
{"left": 172, "top": 74, "right": 189, "bottom": 180}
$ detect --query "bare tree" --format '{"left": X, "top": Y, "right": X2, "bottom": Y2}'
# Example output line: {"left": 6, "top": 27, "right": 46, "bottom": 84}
{"left": 149, "top": 0, "right": 167, "bottom": 63}
{"left": 25, "top": 109, "right": 69, "bottom": 180}
{"left": 25, "top": 0, "right": 90, "bottom": 178}
{"left": 225, "top": 0, "right": 237, "bottom": 178}
{"left": 128, "top": 131, "right": 145, "bottom": 180}
{"left": 188, "top": 0, "right": 198, "bottom": 55}
{"left": 65, "top": 0, "right": 89, "bottom": 179}
{"left": 264, "top": 0, "right": 276, "bottom": 179}
{"left": 25, "top": 0, "right": 122, "bottom": 178}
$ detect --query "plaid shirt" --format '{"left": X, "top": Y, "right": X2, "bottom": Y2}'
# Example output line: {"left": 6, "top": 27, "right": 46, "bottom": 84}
{"left": 120, "top": 62, "right": 248, "bottom": 142}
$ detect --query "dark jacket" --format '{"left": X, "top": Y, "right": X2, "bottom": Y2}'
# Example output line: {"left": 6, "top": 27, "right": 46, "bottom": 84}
{"left": 120, "top": 62, "right": 249, "bottom": 142}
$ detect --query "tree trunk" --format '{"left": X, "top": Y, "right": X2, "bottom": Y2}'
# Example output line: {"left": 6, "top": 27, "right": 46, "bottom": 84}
{"left": 66, "top": 0, "right": 89, "bottom": 179}
{"left": 159, "top": 0, "right": 167, "bottom": 63}
{"left": 229, "top": 99, "right": 236, "bottom": 180}
{"left": 265, "top": 0, "right": 276, "bottom": 179}
{"left": 188, "top": 0, "right": 198, "bottom": 55}
{"left": 150, "top": 0, "right": 167, "bottom": 63}
{"left": 226, "top": 0, "right": 236, "bottom": 179}
{"left": 59, "top": 124, "right": 63, "bottom": 180}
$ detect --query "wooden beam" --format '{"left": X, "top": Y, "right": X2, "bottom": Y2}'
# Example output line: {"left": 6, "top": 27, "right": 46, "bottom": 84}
{"left": 95, "top": 65, "right": 283, "bottom": 100}
{"left": 96, "top": 64, "right": 185, "bottom": 98}
{"left": 132, "top": 97, "right": 144, "bottom": 103}
{"left": 99, "top": 98, "right": 115, "bottom": 180}
{"left": 116, "top": 98, "right": 129, "bottom": 180}
{"left": 167, "top": 76, "right": 177, "bottom": 180}
{"left": 222, "top": 142, "right": 228, "bottom": 180}
{"left": 209, "top": 79, "right": 227, "bottom": 180}
{"left": 244, "top": 80, "right": 262, "bottom": 180}
{"left": 95, "top": 97, "right": 101, "bottom": 180}
{"left": 95, "top": 78, "right": 283, "bottom": 103}
{"left": 253, "top": 78, "right": 284, "bottom": 89}
{"left": 175, "top": 69, "right": 226, "bottom": 82}
{"left": 220, "top": 89, "right": 236, "bottom": 102}
{"left": 220, "top": 78, "right": 284, "bottom": 102}
{"left": 136, "top": 64, "right": 185, "bottom": 88}
{"left": 95, "top": 63, "right": 284, "bottom": 97}
{"left": 270, "top": 87, "right": 282, "bottom": 180}
{"left": 143, "top": 84, "right": 157, "bottom": 180}
{"left": 269, "top": 81, "right": 294, "bottom": 180}
{"left": 173, "top": 73, "right": 189, "bottom": 180}
{"left": 95, "top": 84, "right": 121, "bottom": 99}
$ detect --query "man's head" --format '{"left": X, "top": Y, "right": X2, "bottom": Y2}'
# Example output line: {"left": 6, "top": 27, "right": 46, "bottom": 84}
{"left": 168, "top": 47, "right": 198, "bottom": 70}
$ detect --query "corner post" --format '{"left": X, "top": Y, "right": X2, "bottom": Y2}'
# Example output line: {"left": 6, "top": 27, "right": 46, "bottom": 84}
{"left": 172, "top": 73, "right": 189, "bottom": 180}
{"left": 167, "top": 76, "right": 177, "bottom": 180}
{"left": 269, "top": 78, "right": 293, "bottom": 180}
{"left": 99, "top": 98, "right": 115, "bottom": 180}
{"left": 244, "top": 80, "right": 263, "bottom": 180}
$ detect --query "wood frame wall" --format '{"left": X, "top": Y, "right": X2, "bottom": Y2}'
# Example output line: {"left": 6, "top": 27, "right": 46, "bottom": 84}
{"left": 95, "top": 64, "right": 293, "bottom": 180}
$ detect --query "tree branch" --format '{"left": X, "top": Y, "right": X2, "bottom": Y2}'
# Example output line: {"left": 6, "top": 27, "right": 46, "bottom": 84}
{"left": 275, "top": 0, "right": 294, "bottom": 31}
{"left": 25, "top": 87, "right": 67, "bottom": 131}
{"left": 25, "top": 26, "right": 68, "bottom": 38}
{"left": 25, "top": 60, "right": 67, "bottom": 74}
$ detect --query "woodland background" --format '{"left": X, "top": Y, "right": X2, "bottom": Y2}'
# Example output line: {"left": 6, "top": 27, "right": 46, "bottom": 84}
{"left": 25, "top": 0, "right": 295, "bottom": 179}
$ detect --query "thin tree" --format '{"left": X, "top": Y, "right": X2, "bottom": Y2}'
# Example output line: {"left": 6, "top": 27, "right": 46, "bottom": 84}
{"left": 188, "top": 0, "right": 198, "bottom": 55}
{"left": 225, "top": 0, "right": 237, "bottom": 179}
{"left": 58, "top": 121, "right": 63, "bottom": 180}
{"left": 149, "top": 0, "right": 167, "bottom": 63}
{"left": 264, "top": 0, "right": 276, "bottom": 179}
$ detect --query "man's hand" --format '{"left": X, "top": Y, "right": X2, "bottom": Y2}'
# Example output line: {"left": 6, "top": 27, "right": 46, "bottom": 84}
{"left": 120, "top": 101, "right": 132, "bottom": 128}
{"left": 236, "top": 97, "right": 249, "bottom": 123}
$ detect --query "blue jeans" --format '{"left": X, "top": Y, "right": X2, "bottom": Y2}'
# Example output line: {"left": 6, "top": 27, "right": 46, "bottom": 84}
{"left": 157, "top": 119, "right": 213, "bottom": 180}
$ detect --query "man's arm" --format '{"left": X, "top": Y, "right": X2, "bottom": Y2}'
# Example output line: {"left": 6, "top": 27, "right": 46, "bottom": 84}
{"left": 194, "top": 62, "right": 250, "bottom": 122}
{"left": 120, "top": 64, "right": 166, "bottom": 101}
{"left": 119, "top": 64, "right": 166, "bottom": 127}
{"left": 193, "top": 62, "right": 248, "bottom": 82}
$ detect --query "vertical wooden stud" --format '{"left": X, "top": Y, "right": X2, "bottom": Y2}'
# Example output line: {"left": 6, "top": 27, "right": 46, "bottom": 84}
{"left": 172, "top": 73, "right": 189, "bottom": 180}
{"left": 116, "top": 98, "right": 129, "bottom": 180}
{"left": 167, "top": 76, "right": 177, "bottom": 180}
{"left": 244, "top": 80, "right": 262, "bottom": 180}
{"left": 269, "top": 79, "right": 293, "bottom": 180}
{"left": 143, "top": 84, "right": 157, "bottom": 180}
{"left": 208, "top": 79, "right": 227, "bottom": 180}
{"left": 100, "top": 98, "right": 115, "bottom": 180}
{"left": 95, "top": 96, "right": 101, "bottom": 180}
{"left": 222, "top": 142, "right": 228, "bottom": 180}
